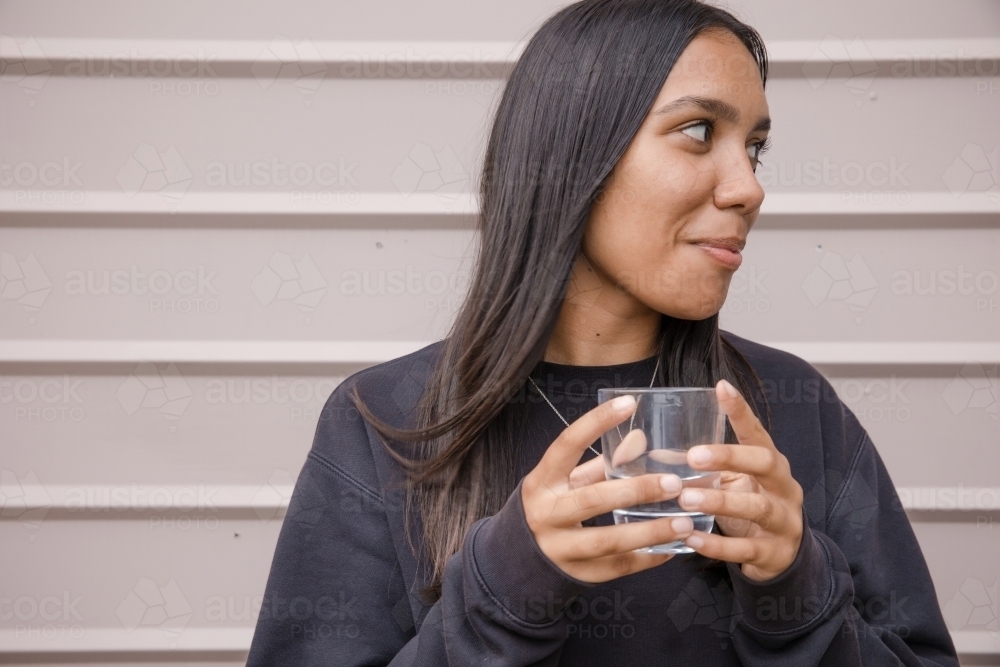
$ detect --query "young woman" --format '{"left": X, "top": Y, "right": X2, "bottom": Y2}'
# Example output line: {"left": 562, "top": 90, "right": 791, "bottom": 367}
{"left": 247, "top": 1, "right": 958, "bottom": 664}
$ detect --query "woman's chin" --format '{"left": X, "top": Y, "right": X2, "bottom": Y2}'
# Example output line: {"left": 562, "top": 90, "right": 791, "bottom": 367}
{"left": 652, "top": 296, "right": 727, "bottom": 321}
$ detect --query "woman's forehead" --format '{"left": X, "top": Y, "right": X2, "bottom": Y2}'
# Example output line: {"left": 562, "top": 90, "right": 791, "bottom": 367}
{"left": 655, "top": 31, "right": 769, "bottom": 120}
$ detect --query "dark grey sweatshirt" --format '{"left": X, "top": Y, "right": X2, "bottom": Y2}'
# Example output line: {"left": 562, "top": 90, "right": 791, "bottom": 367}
{"left": 246, "top": 331, "right": 958, "bottom": 666}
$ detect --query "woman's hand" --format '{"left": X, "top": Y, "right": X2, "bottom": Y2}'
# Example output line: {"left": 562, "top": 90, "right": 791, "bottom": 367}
{"left": 677, "top": 379, "right": 804, "bottom": 581}
{"left": 520, "top": 395, "right": 692, "bottom": 583}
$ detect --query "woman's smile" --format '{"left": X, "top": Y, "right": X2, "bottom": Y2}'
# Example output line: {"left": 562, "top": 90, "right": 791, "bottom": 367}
{"left": 690, "top": 237, "right": 745, "bottom": 270}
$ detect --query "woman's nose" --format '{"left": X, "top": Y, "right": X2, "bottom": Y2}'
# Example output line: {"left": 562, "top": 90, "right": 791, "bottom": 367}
{"left": 712, "top": 147, "right": 765, "bottom": 216}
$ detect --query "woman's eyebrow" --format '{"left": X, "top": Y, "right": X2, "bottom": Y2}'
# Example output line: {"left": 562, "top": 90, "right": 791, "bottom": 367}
{"left": 651, "top": 95, "right": 770, "bottom": 132}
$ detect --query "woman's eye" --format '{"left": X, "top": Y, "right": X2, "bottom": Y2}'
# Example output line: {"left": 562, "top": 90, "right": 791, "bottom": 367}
{"left": 747, "top": 137, "right": 772, "bottom": 169}
{"left": 680, "top": 122, "right": 709, "bottom": 142}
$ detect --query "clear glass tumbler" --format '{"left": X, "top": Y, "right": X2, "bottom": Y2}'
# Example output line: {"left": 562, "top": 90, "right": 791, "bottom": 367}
{"left": 597, "top": 387, "right": 725, "bottom": 554}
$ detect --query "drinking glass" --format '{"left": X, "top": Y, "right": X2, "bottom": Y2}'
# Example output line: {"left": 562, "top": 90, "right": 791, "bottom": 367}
{"left": 597, "top": 387, "right": 725, "bottom": 554}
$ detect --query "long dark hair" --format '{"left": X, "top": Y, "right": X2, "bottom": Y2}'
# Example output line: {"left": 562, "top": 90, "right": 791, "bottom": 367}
{"left": 354, "top": 0, "right": 772, "bottom": 601}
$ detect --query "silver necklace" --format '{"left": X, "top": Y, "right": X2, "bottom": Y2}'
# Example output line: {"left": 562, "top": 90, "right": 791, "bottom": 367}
{"left": 527, "top": 351, "right": 662, "bottom": 458}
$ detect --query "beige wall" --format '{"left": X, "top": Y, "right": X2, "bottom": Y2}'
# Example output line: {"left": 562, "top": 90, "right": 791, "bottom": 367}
{"left": 1, "top": 0, "right": 998, "bottom": 664}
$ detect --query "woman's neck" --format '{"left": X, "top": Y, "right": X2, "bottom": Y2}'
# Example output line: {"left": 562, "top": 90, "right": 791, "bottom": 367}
{"left": 543, "top": 255, "right": 662, "bottom": 366}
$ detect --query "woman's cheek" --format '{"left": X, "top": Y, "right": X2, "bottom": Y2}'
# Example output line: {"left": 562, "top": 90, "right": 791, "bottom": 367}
{"left": 658, "top": 157, "right": 710, "bottom": 202}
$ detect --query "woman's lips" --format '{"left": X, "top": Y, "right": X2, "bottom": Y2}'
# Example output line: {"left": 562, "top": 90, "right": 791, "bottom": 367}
{"left": 694, "top": 243, "right": 743, "bottom": 270}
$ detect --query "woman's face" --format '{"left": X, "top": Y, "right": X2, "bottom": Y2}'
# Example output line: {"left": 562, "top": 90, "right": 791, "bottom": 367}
{"left": 581, "top": 28, "right": 770, "bottom": 321}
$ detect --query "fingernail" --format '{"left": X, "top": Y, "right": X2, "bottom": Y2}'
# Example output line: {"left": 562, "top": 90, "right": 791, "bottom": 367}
{"left": 659, "top": 475, "right": 681, "bottom": 493}
{"left": 720, "top": 380, "right": 739, "bottom": 398}
{"left": 685, "top": 534, "right": 705, "bottom": 548}
{"left": 689, "top": 447, "right": 711, "bottom": 465}
{"left": 681, "top": 489, "right": 703, "bottom": 506}
{"left": 612, "top": 395, "right": 636, "bottom": 413}
{"left": 671, "top": 516, "right": 693, "bottom": 535}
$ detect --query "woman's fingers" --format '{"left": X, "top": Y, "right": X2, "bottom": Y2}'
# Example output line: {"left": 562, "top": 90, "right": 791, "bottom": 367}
{"left": 553, "top": 473, "right": 682, "bottom": 525}
{"left": 677, "top": 487, "right": 788, "bottom": 531}
{"left": 523, "top": 381, "right": 805, "bottom": 585}
{"left": 678, "top": 382, "right": 796, "bottom": 499}
{"left": 568, "top": 456, "right": 606, "bottom": 489}
{"left": 537, "top": 395, "right": 636, "bottom": 480}
{"left": 611, "top": 428, "right": 647, "bottom": 468}
{"left": 687, "top": 443, "right": 793, "bottom": 495}
{"left": 553, "top": 515, "right": 695, "bottom": 561}
{"left": 682, "top": 529, "right": 801, "bottom": 581}
{"left": 569, "top": 551, "right": 675, "bottom": 582}
{"left": 683, "top": 530, "right": 761, "bottom": 564}
{"left": 716, "top": 380, "right": 772, "bottom": 449}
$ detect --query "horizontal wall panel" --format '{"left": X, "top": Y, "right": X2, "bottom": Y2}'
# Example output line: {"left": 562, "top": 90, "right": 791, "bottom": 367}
{"left": 2, "top": 227, "right": 997, "bottom": 342}
{"left": 0, "top": 519, "right": 995, "bottom": 658}
{"left": 0, "top": 340, "right": 432, "bottom": 363}
{"left": 2, "top": 75, "right": 997, "bottom": 197}
{"left": 0, "top": 368, "right": 333, "bottom": 484}
{"left": 717, "top": 229, "right": 1000, "bottom": 342}
{"left": 3, "top": 37, "right": 998, "bottom": 80}
{"left": 3, "top": 483, "right": 996, "bottom": 517}
{"left": 0, "top": 627, "right": 254, "bottom": 653}
{"left": 1, "top": 340, "right": 999, "bottom": 365}
{"left": 911, "top": 521, "right": 1000, "bottom": 660}
{"left": 2, "top": 192, "right": 997, "bottom": 230}
{"left": 0, "top": 227, "right": 475, "bottom": 341}
{"left": 1, "top": 484, "right": 295, "bottom": 518}
{"left": 1, "top": 0, "right": 998, "bottom": 42}
{"left": 817, "top": 368, "right": 1000, "bottom": 489}
{"left": 0, "top": 517, "right": 279, "bottom": 655}
{"left": 2, "top": 367, "right": 995, "bottom": 488}
{"left": 1, "top": 76, "right": 499, "bottom": 195}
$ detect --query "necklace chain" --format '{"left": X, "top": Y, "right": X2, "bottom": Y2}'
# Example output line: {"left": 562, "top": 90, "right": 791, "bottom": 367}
{"left": 528, "top": 352, "right": 662, "bottom": 458}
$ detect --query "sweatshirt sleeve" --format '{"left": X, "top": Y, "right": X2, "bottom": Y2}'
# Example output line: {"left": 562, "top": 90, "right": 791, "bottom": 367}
{"left": 245, "top": 382, "right": 594, "bottom": 667}
{"left": 397, "top": 477, "right": 596, "bottom": 665}
{"left": 726, "top": 404, "right": 959, "bottom": 667}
